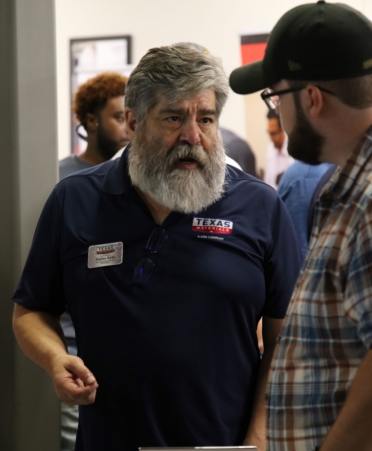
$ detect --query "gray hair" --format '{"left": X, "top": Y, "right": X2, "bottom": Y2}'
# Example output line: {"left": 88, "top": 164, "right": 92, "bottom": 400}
{"left": 125, "top": 43, "right": 229, "bottom": 124}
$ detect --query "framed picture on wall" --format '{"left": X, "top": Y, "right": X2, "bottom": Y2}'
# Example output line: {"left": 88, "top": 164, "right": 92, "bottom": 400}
{"left": 70, "top": 35, "right": 133, "bottom": 154}
{"left": 237, "top": 31, "right": 270, "bottom": 175}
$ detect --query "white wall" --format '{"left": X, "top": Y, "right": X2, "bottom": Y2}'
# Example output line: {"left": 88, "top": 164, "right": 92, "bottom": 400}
{"left": 55, "top": 0, "right": 370, "bottom": 170}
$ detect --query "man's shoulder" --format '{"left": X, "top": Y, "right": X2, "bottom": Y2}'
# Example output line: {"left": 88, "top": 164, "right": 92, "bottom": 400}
{"left": 56, "top": 159, "right": 117, "bottom": 193}
{"left": 281, "top": 161, "right": 307, "bottom": 178}
{"left": 226, "top": 164, "right": 266, "bottom": 183}
{"left": 221, "top": 128, "right": 252, "bottom": 151}
{"left": 281, "top": 161, "right": 330, "bottom": 183}
{"left": 225, "top": 165, "right": 278, "bottom": 202}
{"left": 59, "top": 155, "right": 94, "bottom": 180}
{"left": 59, "top": 154, "right": 75, "bottom": 171}
{"left": 59, "top": 155, "right": 76, "bottom": 165}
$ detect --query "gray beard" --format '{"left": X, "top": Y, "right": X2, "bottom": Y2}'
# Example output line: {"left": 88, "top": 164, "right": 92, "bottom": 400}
{"left": 128, "top": 129, "right": 227, "bottom": 214}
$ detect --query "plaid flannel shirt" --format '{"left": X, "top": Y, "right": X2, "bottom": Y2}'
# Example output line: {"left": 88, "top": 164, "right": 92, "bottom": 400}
{"left": 266, "top": 128, "right": 372, "bottom": 451}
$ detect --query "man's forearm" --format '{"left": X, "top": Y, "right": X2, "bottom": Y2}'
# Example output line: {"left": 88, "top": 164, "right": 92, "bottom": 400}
{"left": 13, "top": 303, "right": 68, "bottom": 376}
{"left": 243, "top": 343, "right": 274, "bottom": 449}
{"left": 244, "top": 316, "right": 284, "bottom": 450}
{"left": 319, "top": 349, "right": 372, "bottom": 451}
{"left": 13, "top": 303, "right": 99, "bottom": 405}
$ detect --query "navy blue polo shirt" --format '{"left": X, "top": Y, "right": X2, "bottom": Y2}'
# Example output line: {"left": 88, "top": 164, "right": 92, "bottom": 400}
{"left": 13, "top": 150, "right": 302, "bottom": 451}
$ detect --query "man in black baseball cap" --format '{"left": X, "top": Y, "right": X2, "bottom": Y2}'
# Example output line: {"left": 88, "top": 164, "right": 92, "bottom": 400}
{"left": 231, "top": 2, "right": 372, "bottom": 451}
{"left": 230, "top": 1, "right": 372, "bottom": 94}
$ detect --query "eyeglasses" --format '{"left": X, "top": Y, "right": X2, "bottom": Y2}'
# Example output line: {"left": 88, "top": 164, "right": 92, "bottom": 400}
{"left": 132, "top": 227, "right": 168, "bottom": 285}
{"left": 261, "top": 86, "right": 336, "bottom": 110}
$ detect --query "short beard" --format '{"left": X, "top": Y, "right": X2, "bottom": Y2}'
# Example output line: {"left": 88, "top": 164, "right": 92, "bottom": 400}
{"left": 97, "top": 124, "right": 123, "bottom": 160}
{"left": 128, "top": 127, "right": 227, "bottom": 214}
{"left": 287, "top": 92, "right": 324, "bottom": 165}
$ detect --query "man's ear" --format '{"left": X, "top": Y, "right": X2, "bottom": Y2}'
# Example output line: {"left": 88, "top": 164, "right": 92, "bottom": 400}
{"left": 86, "top": 113, "right": 98, "bottom": 132}
{"left": 304, "top": 84, "right": 324, "bottom": 119}
{"left": 125, "top": 108, "right": 137, "bottom": 140}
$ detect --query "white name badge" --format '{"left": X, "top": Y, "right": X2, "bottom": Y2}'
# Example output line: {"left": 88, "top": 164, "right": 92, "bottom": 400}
{"left": 87, "top": 242, "right": 123, "bottom": 268}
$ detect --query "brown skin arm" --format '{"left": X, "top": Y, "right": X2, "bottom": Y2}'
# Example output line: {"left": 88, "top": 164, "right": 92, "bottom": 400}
{"left": 13, "top": 304, "right": 98, "bottom": 405}
{"left": 318, "top": 348, "right": 372, "bottom": 451}
{"left": 243, "top": 316, "right": 283, "bottom": 451}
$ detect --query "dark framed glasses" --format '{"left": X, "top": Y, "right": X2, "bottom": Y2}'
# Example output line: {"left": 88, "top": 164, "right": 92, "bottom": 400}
{"left": 261, "top": 85, "right": 336, "bottom": 110}
{"left": 132, "top": 227, "right": 168, "bottom": 285}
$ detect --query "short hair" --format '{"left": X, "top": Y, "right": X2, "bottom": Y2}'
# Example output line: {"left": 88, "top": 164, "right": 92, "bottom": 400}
{"left": 174, "top": 41, "right": 209, "bottom": 55}
{"left": 288, "top": 74, "right": 372, "bottom": 109}
{"left": 267, "top": 109, "right": 282, "bottom": 128}
{"left": 73, "top": 72, "right": 128, "bottom": 128}
{"left": 124, "top": 44, "right": 229, "bottom": 124}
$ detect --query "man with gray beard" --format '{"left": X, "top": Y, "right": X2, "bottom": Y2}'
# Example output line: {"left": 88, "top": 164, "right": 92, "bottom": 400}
{"left": 12, "top": 44, "right": 301, "bottom": 451}
{"left": 128, "top": 124, "right": 226, "bottom": 216}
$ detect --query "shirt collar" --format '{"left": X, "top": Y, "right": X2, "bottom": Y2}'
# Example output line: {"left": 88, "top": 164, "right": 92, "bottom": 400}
{"left": 321, "top": 125, "right": 372, "bottom": 202}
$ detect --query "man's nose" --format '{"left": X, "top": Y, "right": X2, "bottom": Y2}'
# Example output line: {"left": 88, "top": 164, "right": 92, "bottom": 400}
{"left": 179, "top": 120, "right": 201, "bottom": 146}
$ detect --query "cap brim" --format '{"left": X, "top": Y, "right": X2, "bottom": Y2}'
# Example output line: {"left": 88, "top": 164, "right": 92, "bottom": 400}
{"left": 229, "top": 60, "right": 269, "bottom": 95}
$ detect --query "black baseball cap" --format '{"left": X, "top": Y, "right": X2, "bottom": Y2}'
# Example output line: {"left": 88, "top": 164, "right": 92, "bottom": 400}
{"left": 230, "top": 1, "right": 372, "bottom": 95}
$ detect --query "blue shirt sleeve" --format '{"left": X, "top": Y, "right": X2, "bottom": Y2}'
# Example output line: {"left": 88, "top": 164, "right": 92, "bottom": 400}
{"left": 278, "top": 162, "right": 331, "bottom": 260}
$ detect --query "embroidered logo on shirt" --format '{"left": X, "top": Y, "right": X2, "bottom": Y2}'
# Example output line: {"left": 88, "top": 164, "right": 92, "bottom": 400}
{"left": 192, "top": 217, "right": 233, "bottom": 234}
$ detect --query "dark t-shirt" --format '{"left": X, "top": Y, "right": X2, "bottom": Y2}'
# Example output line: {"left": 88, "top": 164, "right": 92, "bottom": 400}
{"left": 13, "top": 151, "right": 301, "bottom": 451}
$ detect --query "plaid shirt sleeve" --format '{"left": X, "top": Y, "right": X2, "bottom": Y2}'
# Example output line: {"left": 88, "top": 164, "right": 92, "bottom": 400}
{"left": 344, "top": 198, "right": 372, "bottom": 350}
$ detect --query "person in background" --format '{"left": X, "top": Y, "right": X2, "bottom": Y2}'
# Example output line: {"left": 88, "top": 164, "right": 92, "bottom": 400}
{"left": 12, "top": 44, "right": 301, "bottom": 451}
{"left": 230, "top": 1, "right": 372, "bottom": 450}
{"left": 220, "top": 127, "right": 257, "bottom": 176}
{"left": 277, "top": 160, "right": 331, "bottom": 259}
{"left": 264, "top": 109, "right": 293, "bottom": 188}
{"left": 59, "top": 72, "right": 129, "bottom": 179}
{"left": 59, "top": 71, "right": 128, "bottom": 451}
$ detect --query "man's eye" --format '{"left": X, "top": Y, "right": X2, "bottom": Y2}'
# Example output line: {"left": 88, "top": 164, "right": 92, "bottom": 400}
{"left": 167, "top": 116, "right": 180, "bottom": 122}
{"left": 116, "top": 116, "right": 125, "bottom": 122}
{"left": 201, "top": 118, "right": 213, "bottom": 124}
